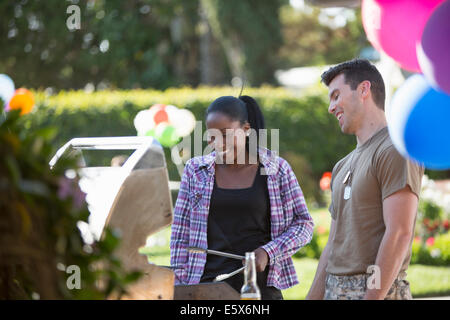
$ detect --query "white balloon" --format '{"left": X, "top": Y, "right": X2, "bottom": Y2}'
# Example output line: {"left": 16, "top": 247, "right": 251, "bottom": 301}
{"left": 165, "top": 104, "right": 179, "bottom": 114}
{"left": 386, "top": 74, "right": 450, "bottom": 170}
{"left": 0, "top": 74, "right": 15, "bottom": 105}
{"left": 386, "top": 75, "right": 428, "bottom": 158}
{"left": 172, "top": 109, "right": 196, "bottom": 137}
{"left": 165, "top": 104, "right": 179, "bottom": 125}
{"left": 133, "top": 109, "right": 155, "bottom": 135}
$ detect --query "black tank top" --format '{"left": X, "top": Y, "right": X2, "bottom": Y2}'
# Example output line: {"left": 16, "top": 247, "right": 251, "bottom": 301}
{"left": 200, "top": 163, "right": 271, "bottom": 290}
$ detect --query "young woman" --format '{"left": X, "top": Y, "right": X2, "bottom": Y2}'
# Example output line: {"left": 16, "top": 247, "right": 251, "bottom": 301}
{"left": 170, "top": 95, "right": 314, "bottom": 300}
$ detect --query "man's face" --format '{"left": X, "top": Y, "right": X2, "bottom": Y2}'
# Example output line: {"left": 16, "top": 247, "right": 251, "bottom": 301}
{"left": 327, "top": 73, "right": 363, "bottom": 134}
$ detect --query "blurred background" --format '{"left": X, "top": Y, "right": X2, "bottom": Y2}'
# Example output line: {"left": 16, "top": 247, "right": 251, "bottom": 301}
{"left": 0, "top": 0, "right": 449, "bottom": 300}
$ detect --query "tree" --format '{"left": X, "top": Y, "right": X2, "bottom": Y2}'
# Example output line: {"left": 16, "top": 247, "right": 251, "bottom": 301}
{"left": 201, "top": 0, "right": 285, "bottom": 86}
{"left": 278, "top": 4, "right": 369, "bottom": 68}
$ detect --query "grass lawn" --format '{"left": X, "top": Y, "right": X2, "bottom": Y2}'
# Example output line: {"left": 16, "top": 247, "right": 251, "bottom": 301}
{"left": 140, "top": 208, "right": 450, "bottom": 299}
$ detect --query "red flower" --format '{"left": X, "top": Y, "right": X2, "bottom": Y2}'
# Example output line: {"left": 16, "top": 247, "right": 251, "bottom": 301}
{"left": 317, "top": 226, "right": 326, "bottom": 235}
{"left": 322, "top": 172, "right": 332, "bottom": 179}
{"left": 320, "top": 172, "right": 332, "bottom": 191}
{"left": 426, "top": 237, "right": 435, "bottom": 247}
{"left": 443, "top": 220, "right": 449, "bottom": 230}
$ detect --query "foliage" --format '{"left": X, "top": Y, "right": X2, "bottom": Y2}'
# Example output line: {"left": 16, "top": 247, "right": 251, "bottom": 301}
{"left": 411, "top": 232, "right": 450, "bottom": 267}
{"left": 2, "top": 0, "right": 373, "bottom": 91}
{"left": 0, "top": 0, "right": 284, "bottom": 90}
{"left": 416, "top": 175, "right": 450, "bottom": 242}
{"left": 294, "top": 229, "right": 328, "bottom": 260}
{"left": 0, "top": 106, "right": 142, "bottom": 299}
{"left": 410, "top": 175, "right": 450, "bottom": 266}
{"left": 0, "top": 0, "right": 201, "bottom": 90}
{"left": 201, "top": 0, "right": 285, "bottom": 85}
{"left": 278, "top": 5, "right": 370, "bottom": 68}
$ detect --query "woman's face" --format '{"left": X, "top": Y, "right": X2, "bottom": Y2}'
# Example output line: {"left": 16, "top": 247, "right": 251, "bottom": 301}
{"left": 206, "top": 112, "right": 250, "bottom": 164}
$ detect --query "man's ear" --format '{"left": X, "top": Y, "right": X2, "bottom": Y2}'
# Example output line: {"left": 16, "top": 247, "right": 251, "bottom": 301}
{"left": 358, "top": 80, "right": 371, "bottom": 100}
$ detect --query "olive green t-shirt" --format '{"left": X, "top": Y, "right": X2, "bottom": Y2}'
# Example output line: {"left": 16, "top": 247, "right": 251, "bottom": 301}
{"left": 326, "top": 127, "right": 424, "bottom": 276}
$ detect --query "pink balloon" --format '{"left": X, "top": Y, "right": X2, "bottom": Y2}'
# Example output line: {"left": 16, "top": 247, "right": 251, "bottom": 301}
{"left": 362, "top": 0, "right": 444, "bottom": 72}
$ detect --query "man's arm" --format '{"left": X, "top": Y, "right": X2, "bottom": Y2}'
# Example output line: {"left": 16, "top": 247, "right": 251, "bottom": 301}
{"left": 364, "top": 185, "right": 418, "bottom": 300}
{"left": 306, "top": 218, "right": 337, "bottom": 300}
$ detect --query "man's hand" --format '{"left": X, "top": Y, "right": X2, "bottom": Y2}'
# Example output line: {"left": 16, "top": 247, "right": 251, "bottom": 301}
{"left": 254, "top": 248, "right": 269, "bottom": 272}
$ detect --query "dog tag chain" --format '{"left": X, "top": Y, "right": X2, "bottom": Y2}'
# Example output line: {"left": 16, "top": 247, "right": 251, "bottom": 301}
{"left": 342, "top": 151, "right": 358, "bottom": 200}
{"left": 341, "top": 133, "right": 377, "bottom": 200}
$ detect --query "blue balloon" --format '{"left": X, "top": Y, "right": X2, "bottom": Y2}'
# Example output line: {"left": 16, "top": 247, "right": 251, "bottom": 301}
{"left": 388, "top": 74, "right": 450, "bottom": 170}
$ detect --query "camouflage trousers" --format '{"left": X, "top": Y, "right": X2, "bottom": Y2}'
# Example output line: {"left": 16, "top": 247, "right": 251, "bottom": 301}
{"left": 324, "top": 271, "right": 412, "bottom": 300}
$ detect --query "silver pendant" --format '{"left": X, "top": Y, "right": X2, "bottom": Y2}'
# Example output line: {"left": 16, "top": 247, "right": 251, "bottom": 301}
{"left": 344, "top": 185, "right": 351, "bottom": 200}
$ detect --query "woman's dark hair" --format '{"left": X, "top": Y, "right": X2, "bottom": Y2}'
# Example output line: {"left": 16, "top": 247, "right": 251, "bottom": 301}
{"left": 206, "top": 95, "right": 266, "bottom": 155}
{"left": 206, "top": 95, "right": 265, "bottom": 130}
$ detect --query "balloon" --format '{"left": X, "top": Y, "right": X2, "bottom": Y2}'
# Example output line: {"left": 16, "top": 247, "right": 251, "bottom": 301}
{"left": 154, "top": 123, "right": 180, "bottom": 148}
{"left": 134, "top": 109, "right": 155, "bottom": 136}
{"left": 387, "top": 74, "right": 450, "bottom": 170}
{"left": 417, "top": 0, "right": 450, "bottom": 95}
{"left": 0, "top": 74, "right": 15, "bottom": 107}
{"left": 362, "top": 0, "right": 443, "bottom": 72}
{"left": 168, "top": 108, "right": 196, "bottom": 137}
{"left": 9, "top": 88, "right": 35, "bottom": 115}
{"left": 144, "top": 127, "right": 156, "bottom": 137}
{"left": 153, "top": 109, "right": 169, "bottom": 125}
{"left": 148, "top": 103, "right": 169, "bottom": 125}
{"left": 164, "top": 104, "right": 179, "bottom": 123}
{"left": 135, "top": 103, "right": 196, "bottom": 141}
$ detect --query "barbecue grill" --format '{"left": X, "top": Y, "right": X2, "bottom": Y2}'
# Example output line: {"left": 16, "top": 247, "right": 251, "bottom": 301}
{"left": 50, "top": 136, "right": 240, "bottom": 300}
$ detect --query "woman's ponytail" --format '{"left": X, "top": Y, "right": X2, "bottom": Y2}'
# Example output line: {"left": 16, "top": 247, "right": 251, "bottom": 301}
{"left": 239, "top": 95, "right": 265, "bottom": 131}
{"left": 239, "top": 95, "right": 266, "bottom": 156}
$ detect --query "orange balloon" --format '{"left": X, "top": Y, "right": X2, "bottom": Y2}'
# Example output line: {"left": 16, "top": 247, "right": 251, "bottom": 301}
{"left": 9, "top": 88, "right": 34, "bottom": 115}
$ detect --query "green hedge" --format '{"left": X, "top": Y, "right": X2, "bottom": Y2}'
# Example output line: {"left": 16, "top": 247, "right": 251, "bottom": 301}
{"left": 24, "top": 85, "right": 355, "bottom": 204}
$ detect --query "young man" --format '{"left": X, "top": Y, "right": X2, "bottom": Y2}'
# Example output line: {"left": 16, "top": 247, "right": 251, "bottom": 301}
{"left": 307, "top": 59, "right": 424, "bottom": 300}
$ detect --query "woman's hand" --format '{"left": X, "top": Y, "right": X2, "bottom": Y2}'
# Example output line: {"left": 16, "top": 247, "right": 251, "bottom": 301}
{"left": 254, "top": 248, "right": 269, "bottom": 272}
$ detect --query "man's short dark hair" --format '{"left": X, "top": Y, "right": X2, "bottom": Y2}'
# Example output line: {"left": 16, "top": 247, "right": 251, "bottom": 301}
{"left": 321, "top": 59, "right": 386, "bottom": 110}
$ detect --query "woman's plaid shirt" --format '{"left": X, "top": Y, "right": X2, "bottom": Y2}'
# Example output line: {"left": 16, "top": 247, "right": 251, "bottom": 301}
{"left": 170, "top": 147, "right": 314, "bottom": 290}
